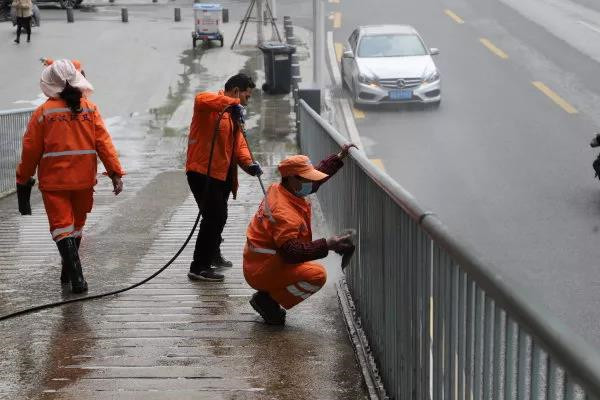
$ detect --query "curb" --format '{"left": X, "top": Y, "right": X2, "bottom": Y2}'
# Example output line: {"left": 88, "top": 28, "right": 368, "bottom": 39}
{"left": 336, "top": 278, "right": 388, "bottom": 400}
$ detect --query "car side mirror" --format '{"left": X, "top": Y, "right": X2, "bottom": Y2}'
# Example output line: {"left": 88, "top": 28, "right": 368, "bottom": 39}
{"left": 430, "top": 48, "right": 440, "bottom": 55}
{"left": 342, "top": 50, "right": 354, "bottom": 59}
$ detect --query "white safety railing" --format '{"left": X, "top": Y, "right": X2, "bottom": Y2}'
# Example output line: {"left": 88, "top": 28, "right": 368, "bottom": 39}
{"left": 0, "top": 108, "right": 34, "bottom": 197}
{"left": 298, "top": 99, "right": 600, "bottom": 400}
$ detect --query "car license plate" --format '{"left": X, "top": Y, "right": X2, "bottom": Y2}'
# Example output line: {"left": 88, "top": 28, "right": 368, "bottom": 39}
{"left": 389, "top": 89, "right": 412, "bottom": 100}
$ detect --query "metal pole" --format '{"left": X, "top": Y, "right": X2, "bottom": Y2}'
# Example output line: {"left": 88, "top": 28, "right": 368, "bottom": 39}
{"left": 270, "top": 0, "right": 277, "bottom": 41}
{"left": 313, "top": 0, "right": 323, "bottom": 85}
{"left": 66, "top": 7, "right": 74, "bottom": 22}
{"left": 256, "top": 0, "right": 264, "bottom": 46}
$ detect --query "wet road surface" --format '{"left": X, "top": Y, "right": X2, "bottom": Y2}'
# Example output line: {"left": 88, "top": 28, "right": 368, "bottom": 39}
{"left": 0, "top": 2, "right": 367, "bottom": 398}
{"left": 326, "top": 0, "right": 600, "bottom": 349}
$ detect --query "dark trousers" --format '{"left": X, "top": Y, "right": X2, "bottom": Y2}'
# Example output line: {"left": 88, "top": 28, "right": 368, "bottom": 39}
{"left": 187, "top": 171, "right": 231, "bottom": 271}
{"left": 16, "top": 17, "right": 31, "bottom": 41}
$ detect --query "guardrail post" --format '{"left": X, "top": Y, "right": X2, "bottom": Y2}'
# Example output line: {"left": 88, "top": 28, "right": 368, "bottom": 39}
{"left": 222, "top": 8, "right": 228, "bottom": 23}
{"left": 66, "top": 7, "right": 74, "bottom": 22}
{"left": 121, "top": 7, "right": 128, "bottom": 22}
{"left": 174, "top": 7, "right": 181, "bottom": 22}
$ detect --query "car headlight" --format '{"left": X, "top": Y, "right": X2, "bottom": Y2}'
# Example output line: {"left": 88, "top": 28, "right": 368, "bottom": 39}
{"left": 424, "top": 70, "right": 440, "bottom": 83}
{"left": 358, "top": 73, "right": 379, "bottom": 86}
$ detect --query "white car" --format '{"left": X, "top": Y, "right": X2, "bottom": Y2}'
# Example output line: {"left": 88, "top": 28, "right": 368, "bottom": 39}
{"left": 341, "top": 25, "right": 441, "bottom": 106}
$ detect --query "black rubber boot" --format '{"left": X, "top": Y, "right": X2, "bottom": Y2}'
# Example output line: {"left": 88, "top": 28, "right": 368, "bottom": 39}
{"left": 57, "top": 237, "right": 88, "bottom": 293}
{"left": 60, "top": 237, "right": 81, "bottom": 284}
{"left": 250, "top": 291, "right": 286, "bottom": 325}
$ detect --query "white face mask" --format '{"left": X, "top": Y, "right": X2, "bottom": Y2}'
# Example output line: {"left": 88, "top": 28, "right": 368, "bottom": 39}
{"left": 295, "top": 181, "right": 313, "bottom": 197}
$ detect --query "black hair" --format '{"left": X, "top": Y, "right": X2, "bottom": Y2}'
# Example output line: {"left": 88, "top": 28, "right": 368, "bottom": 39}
{"left": 224, "top": 73, "right": 256, "bottom": 92}
{"left": 59, "top": 82, "right": 82, "bottom": 114}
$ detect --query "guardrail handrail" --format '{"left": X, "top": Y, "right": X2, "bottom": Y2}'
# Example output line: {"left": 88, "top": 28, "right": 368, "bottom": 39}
{"left": 0, "top": 107, "right": 36, "bottom": 116}
{"left": 0, "top": 107, "right": 35, "bottom": 198}
{"left": 299, "top": 99, "right": 600, "bottom": 397}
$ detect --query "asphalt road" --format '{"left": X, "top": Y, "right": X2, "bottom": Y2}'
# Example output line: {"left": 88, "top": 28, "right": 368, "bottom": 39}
{"left": 328, "top": 0, "right": 600, "bottom": 348}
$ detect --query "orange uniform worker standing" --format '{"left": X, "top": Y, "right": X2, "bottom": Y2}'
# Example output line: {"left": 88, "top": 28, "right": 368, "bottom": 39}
{"left": 16, "top": 59, "right": 125, "bottom": 294}
{"left": 186, "top": 73, "right": 262, "bottom": 282}
{"left": 243, "top": 145, "right": 356, "bottom": 325}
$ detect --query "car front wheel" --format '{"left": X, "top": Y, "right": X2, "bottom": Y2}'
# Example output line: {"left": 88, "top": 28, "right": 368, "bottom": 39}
{"left": 341, "top": 64, "right": 348, "bottom": 89}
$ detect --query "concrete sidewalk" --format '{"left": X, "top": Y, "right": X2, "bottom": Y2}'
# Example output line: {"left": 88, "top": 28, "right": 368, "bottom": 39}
{"left": 0, "top": 3, "right": 367, "bottom": 399}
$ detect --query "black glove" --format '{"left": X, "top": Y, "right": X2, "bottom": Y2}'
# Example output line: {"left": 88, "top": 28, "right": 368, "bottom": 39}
{"left": 16, "top": 178, "right": 35, "bottom": 215}
{"left": 247, "top": 162, "right": 263, "bottom": 177}
{"left": 230, "top": 104, "right": 245, "bottom": 125}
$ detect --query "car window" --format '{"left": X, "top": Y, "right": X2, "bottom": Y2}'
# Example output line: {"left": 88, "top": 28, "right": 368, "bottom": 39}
{"left": 357, "top": 34, "right": 427, "bottom": 57}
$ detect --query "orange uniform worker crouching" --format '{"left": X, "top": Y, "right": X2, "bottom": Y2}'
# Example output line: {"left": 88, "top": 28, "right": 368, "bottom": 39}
{"left": 243, "top": 145, "right": 356, "bottom": 325}
{"left": 16, "top": 59, "right": 125, "bottom": 294}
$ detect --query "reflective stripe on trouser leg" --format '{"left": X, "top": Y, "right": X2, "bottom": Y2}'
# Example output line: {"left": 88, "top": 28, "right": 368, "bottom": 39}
{"left": 52, "top": 224, "right": 75, "bottom": 241}
{"left": 268, "top": 262, "right": 327, "bottom": 309}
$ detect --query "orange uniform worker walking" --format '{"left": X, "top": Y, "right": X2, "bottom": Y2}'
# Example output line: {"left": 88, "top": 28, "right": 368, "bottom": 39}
{"left": 243, "top": 145, "right": 356, "bottom": 325}
{"left": 186, "top": 73, "right": 262, "bottom": 282}
{"left": 16, "top": 59, "right": 125, "bottom": 294}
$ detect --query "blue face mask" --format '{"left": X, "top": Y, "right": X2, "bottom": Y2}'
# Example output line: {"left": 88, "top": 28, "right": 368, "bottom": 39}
{"left": 295, "top": 181, "right": 313, "bottom": 197}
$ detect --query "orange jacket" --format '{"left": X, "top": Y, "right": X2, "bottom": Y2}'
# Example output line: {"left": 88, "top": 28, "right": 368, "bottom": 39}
{"left": 16, "top": 98, "right": 125, "bottom": 191}
{"left": 186, "top": 91, "right": 253, "bottom": 198}
{"left": 244, "top": 183, "right": 313, "bottom": 271}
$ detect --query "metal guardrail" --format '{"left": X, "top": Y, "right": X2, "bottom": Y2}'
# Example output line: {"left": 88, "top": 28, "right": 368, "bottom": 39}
{"left": 0, "top": 108, "right": 34, "bottom": 198}
{"left": 297, "top": 100, "right": 600, "bottom": 400}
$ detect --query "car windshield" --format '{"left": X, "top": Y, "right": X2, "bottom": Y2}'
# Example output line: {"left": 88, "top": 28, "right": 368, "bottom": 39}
{"left": 357, "top": 34, "right": 427, "bottom": 57}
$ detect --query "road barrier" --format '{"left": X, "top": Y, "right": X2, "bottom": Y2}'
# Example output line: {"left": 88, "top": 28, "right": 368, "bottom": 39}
{"left": 66, "top": 6, "right": 73, "bottom": 22}
{"left": 0, "top": 108, "right": 33, "bottom": 198}
{"left": 297, "top": 99, "right": 600, "bottom": 399}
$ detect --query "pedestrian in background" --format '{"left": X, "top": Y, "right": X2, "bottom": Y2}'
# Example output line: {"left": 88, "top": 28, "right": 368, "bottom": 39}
{"left": 16, "top": 59, "right": 125, "bottom": 294}
{"left": 11, "top": 0, "right": 32, "bottom": 44}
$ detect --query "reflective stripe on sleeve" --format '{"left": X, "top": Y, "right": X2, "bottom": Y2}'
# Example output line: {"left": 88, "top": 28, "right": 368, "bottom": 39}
{"left": 42, "top": 150, "right": 97, "bottom": 158}
{"left": 297, "top": 281, "right": 321, "bottom": 293}
{"left": 287, "top": 284, "right": 310, "bottom": 299}
{"left": 248, "top": 242, "right": 277, "bottom": 255}
{"left": 52, "top": 224, "right": 75, "bottom": 239}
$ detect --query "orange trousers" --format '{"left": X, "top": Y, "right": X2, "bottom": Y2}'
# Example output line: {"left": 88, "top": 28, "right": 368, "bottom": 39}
{"left": 41, "top": 189, "right": 94, "bottom": 242}
{"left": 243, "top": 248, "right": 327, "bottom": 309}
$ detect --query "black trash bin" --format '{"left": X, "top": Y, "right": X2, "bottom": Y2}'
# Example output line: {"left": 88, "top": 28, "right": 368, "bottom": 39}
{"left": 259, "top": 41, "right": 296, "bottom": 95}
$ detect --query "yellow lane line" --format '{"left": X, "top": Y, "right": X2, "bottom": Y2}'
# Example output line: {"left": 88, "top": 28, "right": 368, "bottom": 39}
{"left": 479, "top": 38, "right": 509, "bottom": 59}
{"left": 352, "top": 107, "right": 365, "bottom": 119}
{"left": 370, "top": 159, "right": 385, "bottom": 171}
{"left": 335, "top": 42, "right": 344, "bottom": 62}
{"left": 445, "top": 9, "right": 464, "bottom": 24}
{"left": 532, "top": 81, "right": 578, "bottom": 114}
{"left": 332, "top": 11, "right": 342, "bottom": 28}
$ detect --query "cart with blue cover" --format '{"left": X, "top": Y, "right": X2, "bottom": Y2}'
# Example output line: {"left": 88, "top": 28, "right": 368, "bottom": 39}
{"left": 192, "top": 3, "right": 223, "bottom": 48}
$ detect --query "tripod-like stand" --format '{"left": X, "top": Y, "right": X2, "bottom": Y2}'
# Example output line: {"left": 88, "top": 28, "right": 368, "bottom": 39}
{"left": 231, "top": 0, "right": 282, "bottom": 49}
